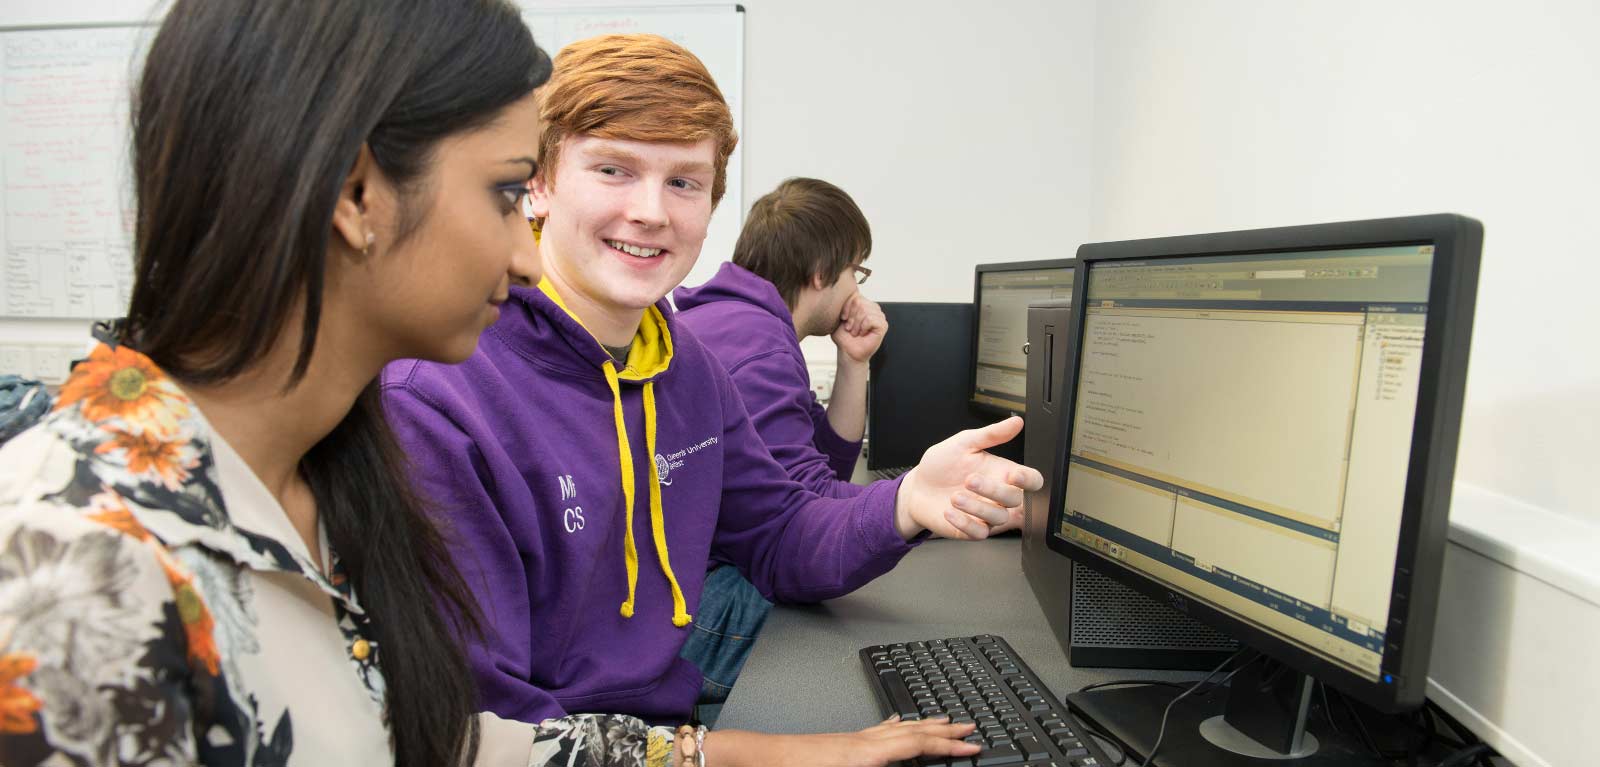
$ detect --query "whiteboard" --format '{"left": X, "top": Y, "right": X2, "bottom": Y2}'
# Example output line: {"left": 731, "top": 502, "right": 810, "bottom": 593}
{"left": 1, "top": 24, "right": 145, "bottom": 320}
{"left": 0, "top": 5, "right": 744, "bottom": 322}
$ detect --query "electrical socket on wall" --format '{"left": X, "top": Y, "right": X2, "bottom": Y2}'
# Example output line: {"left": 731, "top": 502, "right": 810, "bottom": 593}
{"left": 807, "top": 362, "right": 836, "bottom": 407}
{"left": 0, "top": 343, "right": 84, "bottom": 384}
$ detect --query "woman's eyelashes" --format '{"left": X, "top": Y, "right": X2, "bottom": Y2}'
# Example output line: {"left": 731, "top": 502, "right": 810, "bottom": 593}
{"left": 495, "top": 181, "right": 531, "bottom": 213}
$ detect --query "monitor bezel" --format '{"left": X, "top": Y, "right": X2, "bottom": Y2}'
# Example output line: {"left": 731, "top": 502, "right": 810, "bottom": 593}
{"left": 969, "top": 258, "right": 1078, "bottom": 417}
{"left": 1043, "top": 214, "right": 1482, "bottom": 713}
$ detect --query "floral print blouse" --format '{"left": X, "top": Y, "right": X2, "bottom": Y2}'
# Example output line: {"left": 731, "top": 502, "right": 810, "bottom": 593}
{"left": 0, "top": 341, "right": 678, "bottom": 766}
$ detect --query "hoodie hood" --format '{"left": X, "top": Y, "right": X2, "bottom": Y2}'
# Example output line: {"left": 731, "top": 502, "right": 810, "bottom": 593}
{"left": 673, "top": 262, "right": 795, "bottom": 329}
{"left": 494, "top": 278, "right": 675, "bottom": 383}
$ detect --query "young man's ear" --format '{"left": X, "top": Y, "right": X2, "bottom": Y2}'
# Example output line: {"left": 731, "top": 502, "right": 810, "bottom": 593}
{"left": 331, "top": 144, "right": 381, "bottom": 256}
{"left": 810, "top": 269, "right": 830, "bottom": 291}
{"left": 528, "top": 170, "right": 552, "bottom": 221}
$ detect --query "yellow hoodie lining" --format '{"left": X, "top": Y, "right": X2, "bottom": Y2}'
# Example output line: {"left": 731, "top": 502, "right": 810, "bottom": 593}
{"left": 537, "top": 277, "right": 689, "bottom": 628}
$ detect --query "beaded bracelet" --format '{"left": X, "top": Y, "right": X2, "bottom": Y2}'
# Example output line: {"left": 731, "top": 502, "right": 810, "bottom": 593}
{"left": 673, "top": 724, "right": 707, "bottom": 767}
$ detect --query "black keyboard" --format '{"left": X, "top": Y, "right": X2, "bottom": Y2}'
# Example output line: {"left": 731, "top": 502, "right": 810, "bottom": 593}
{"left": 860, "top": 635, "right": 1110, "bottom": 767}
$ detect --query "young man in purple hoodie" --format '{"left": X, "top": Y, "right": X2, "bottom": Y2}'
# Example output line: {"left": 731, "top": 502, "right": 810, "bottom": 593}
{"left": 381, "top": 34, "right": 1042, "bottom": 762}
{"left": 674, "top": 178, "right": 885, "bottom": 501}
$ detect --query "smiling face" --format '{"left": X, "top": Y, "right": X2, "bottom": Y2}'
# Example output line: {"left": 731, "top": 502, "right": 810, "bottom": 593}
{"left": 342, "top": 92, "right": 542, "bottom": 364}
{"left": 530, "top": 134, "right": 716, "bottom": 345}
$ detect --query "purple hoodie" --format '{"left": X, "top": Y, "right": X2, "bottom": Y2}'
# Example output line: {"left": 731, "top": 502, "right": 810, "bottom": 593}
{"left": 380, "top": 280, "right": 916, "bottom": 725}
{"left": 674, "top": 262, "right": 866, "bottom": 499}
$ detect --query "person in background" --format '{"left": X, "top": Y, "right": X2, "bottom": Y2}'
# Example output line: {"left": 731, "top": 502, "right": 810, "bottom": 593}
{"left": 676, "top": 178, "right": 1024, "bottom": 532}
{"left": 383, "top": 33, "right": 1039, "bottom": 766}
{"left": 675, "top": 178, "right": 883, "bottom": 500}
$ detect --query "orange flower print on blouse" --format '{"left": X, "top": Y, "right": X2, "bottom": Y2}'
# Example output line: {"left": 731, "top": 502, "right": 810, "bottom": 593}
{"left": 162, "top": 560, "right": 221, "bottom": 676}
{"left": 0, "top": 652, "right": 42, "bottom": 735}
{"left": 94, "top": 429, "right": 196, "bottom": 489}
{"left": 55, "top": 344, "right": 190, "bottom": 436}
{"left": 87, "top": 494, "right": 221, "bottom": 677}
{"left": 88, "top": 491, "right": 156, "bottom": 545}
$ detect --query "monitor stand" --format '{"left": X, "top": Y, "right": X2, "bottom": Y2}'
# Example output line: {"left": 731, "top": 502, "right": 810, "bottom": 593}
{"left": 1066, "top": 663, "right": 1382, "bottom": 766}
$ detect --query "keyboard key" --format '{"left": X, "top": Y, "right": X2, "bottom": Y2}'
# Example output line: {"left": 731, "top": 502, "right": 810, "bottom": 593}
{"left": 974, "top": 745, "right": 1024, "bottom": 765}
{"left": 878, "top": 670, "right": 920, "bottom": 719}
{"left": 1014, "top": 737, "right": 1047, "bottom": 760}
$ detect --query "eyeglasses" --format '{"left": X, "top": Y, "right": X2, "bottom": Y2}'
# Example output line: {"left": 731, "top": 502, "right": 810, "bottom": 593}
{"left": 851, "top": 264, "right": 872, "bottom": 285}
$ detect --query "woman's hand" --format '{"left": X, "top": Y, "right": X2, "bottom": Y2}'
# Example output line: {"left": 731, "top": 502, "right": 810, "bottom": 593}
{"left": 699, "top": 715, "right": 981, "bottom": 767}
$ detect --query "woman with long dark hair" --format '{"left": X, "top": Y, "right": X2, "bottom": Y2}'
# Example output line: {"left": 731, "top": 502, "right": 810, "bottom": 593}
{"left": 0, "top": 0, "right": 547, "bottom": 764}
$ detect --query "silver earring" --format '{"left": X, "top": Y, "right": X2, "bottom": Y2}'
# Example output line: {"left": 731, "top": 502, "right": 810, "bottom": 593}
{"left": 362, "top": 230, "right": 375, "bottom": 256}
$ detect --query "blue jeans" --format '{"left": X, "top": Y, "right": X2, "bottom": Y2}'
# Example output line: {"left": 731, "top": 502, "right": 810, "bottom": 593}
{"left": 679, "top": 565, "right": 772, "bottom": 704}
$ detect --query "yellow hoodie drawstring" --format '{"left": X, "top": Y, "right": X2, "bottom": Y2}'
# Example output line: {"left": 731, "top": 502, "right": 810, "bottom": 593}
{"left": 605, "top": 362, "right": 692, "bottom": 628}
{"left": 538, "top": 277, "right": 687, "bottom": 628}
{"left": 642, "top": 383, "right": 691, "bottom": 627}
{"left": 603, "top": 362, "right": 642, "bottom": 619}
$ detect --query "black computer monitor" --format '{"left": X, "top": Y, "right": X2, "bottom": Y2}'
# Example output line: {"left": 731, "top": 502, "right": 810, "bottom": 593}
{"left": 970, "top": 259, "right": 1076, "bottom": 415}
{"left": 1043, "top": 214, "right": 1482, "bottom": 763}
{"left": 868, "top": 302, "right": 1017, "bottom": 471}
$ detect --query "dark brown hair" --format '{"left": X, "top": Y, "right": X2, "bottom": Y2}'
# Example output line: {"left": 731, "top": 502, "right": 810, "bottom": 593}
{"left": 733, "top": 177, "right": 872, "bottom": 307}
{"left": 127, "top": 1, "right": 550, "bottom": 765}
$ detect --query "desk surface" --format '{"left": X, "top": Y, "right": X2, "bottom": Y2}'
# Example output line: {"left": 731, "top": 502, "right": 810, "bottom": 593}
{"left": 717, "top": 536, "right": 1199, "bottom": 733}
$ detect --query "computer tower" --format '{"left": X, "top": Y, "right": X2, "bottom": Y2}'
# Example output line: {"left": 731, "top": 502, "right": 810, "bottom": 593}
{"left": 867, "top": 302, "right": 1022, "bottom": 470}
{"left": 1021, "top": 300, "right": 1239, "bottom": 669}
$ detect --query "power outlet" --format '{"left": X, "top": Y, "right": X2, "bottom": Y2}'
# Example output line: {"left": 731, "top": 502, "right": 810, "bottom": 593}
{"left": 807, "top": 362, "right": 836, "bottom": 407}
{"left": 0, "top": 342, "right": 85, "bottom": 384}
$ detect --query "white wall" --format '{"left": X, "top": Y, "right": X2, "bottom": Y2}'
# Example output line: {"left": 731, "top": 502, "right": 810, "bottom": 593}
{"left": 1090, "top": 3, "right": 1599, "bottom": 765}
{"left": 729, "top": 0, "right": 1097, "bottom": 363}
{"left": 730, "top": 0, "right": 1095, "bottom": 303}
{"left": 1089, "top": 0, "right": 1599, "bottom": 526}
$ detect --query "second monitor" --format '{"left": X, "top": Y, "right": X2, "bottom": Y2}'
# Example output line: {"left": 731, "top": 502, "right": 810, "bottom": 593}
{"left": 971, "top": 259, "right": 1075, "bottom": 415}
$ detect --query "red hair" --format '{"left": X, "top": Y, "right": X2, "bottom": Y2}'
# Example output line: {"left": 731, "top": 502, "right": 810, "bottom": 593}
{"left": 538, "top": 34, "right": 738, "bottom": 205}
